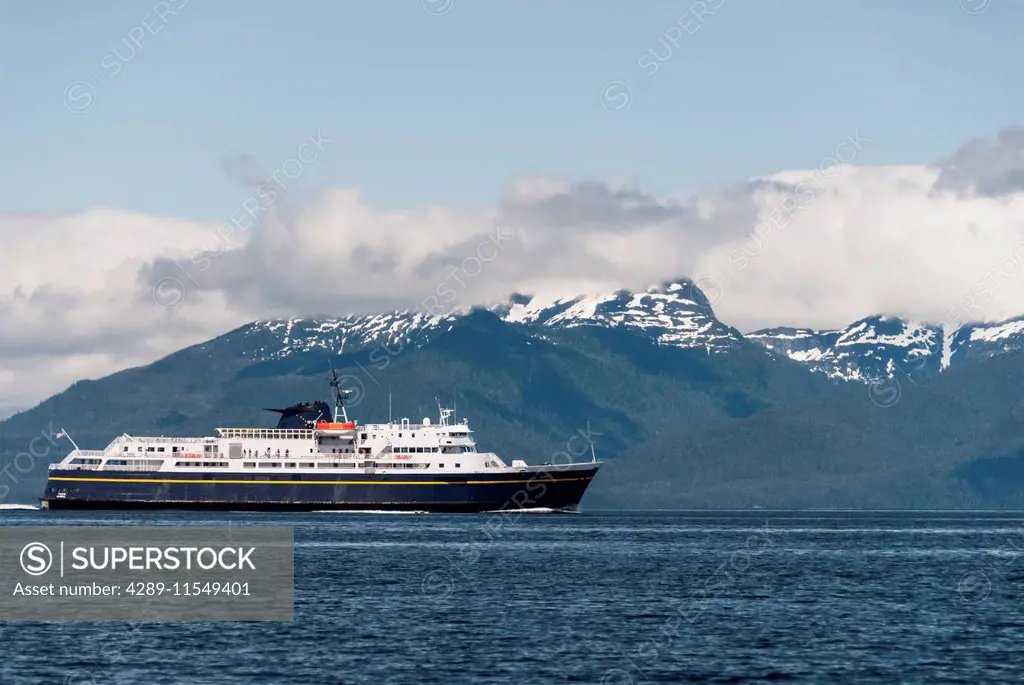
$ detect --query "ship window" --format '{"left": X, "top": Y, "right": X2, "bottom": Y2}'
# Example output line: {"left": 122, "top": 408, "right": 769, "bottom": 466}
{"left": 244, "top": 462, "right": 255, "bottom": 468}
{"left": 455, "top": 463, "right": 460, "bottom": 468}
{"left": 300, "top": 463, "right": 315, "bottom": 468}
{"left": 268, "top": 463, "right": 281, "bottom": 468}
{"left": 146, "top": 447, "right": 154, "bottom": 452}
{"left": 123, "top": 446, "right": 128, "bottom": 452}
{"left": 285, "top": 462, "right": 296, "bottom": 469}
{"left": 439, "top": 463, "right": 444, "bottom": 468}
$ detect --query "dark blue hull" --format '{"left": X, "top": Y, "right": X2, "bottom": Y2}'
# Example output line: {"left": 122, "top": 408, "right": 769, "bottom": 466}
{"left": 42, "top": 466, "right": 600, "bottom": 512}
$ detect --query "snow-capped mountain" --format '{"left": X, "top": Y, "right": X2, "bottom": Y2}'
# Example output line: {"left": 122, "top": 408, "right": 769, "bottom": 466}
{"left": 750, "top": 315, "right": 1024, "bottom": 381}
{"left": 953, "top": 317, "right": 1024, "bottom": 362}
{"left": 748, "top": 318, "right": 944, "bottom": 382}
{"left": 241, "top": 278, "right": 745, "bottom": 362}
{"left": 239, "top": 312, "right": 459, "bottom": 360}
{"left": 236, "top": 277, "right": 1024, "bottom": 383}
{"left": 496, "top": 278, "right": 745, "bottom": 352}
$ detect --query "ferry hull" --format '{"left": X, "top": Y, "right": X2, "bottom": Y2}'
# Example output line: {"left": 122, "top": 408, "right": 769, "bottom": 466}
{"left": 41, "top": 465, "right": 599, "bottom": 513}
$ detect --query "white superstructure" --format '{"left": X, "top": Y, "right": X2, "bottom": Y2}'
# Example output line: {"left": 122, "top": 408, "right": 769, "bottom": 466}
{"left": 50, "top": 404, "right": 530, "bottom": 477}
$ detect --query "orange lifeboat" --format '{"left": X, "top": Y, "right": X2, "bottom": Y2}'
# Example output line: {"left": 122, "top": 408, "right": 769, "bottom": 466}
{"left": 315, "top": 420, "right": 357, "bottom": 433}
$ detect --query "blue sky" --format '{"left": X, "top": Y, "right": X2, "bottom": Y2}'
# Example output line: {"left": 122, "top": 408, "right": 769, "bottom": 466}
{"left": 0, "top": 0, "right": 1020, "bottom": 221}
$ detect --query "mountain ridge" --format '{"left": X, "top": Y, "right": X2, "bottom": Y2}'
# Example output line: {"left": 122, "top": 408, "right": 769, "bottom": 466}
{"left": 236, "top": 277, "right": 1024, "bottom": 384}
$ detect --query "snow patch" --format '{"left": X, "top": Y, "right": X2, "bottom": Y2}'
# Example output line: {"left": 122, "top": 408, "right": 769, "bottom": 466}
{"left": 940, "top": 324, "right": 955, "bottom": 370}
{"left": 787, "top": 348, "right": 826, "bottom": 363}
{"left": 969, "top": 319, "right": 1024, "bottom": 342}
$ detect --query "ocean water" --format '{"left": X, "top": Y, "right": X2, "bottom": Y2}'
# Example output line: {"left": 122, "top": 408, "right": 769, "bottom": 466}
{"left": 1, "top": 509, "right": 1023, "bottom": 684}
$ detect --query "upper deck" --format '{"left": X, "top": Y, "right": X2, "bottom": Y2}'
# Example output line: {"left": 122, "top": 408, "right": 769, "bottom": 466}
{"left": 47, "top": 403, "right": 527, "bottom": 476}
{"left": 42, "top": 381, "right": 595, "bottom": 479}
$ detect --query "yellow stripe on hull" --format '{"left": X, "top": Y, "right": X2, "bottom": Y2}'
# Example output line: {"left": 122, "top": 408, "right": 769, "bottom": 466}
{"left": 49, "top": 476, "right": 592, "bottom": 486}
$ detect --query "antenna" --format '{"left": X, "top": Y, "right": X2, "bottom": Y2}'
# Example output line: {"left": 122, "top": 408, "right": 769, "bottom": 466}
{"left": 389, "top": 389, "right": 393, "bottom": 425}
{"left": 434, "top": 396, "right": 453, "bottom": 426}
{"left": 54, "top": 428, "right": 80, "bottom": 453}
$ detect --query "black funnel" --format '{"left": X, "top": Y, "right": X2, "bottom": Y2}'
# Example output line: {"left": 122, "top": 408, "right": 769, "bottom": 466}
{"left": 265, "top": 401, "right": 332, "bottom": 429}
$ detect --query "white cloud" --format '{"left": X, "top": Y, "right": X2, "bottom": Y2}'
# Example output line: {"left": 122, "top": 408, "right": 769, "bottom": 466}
{"left": 3, "top": 128, "right": 1024, "bottom": 414}
{"left": 0, "top": 208, "right": 259, "bottom": 417}
{"left": 695, "top": 163, "right": 1024, "bottom": 331}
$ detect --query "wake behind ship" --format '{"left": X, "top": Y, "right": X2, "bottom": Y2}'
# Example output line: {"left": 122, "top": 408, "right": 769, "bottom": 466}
{"left": 41, "top": 377, "right": 601, "bottom": 512}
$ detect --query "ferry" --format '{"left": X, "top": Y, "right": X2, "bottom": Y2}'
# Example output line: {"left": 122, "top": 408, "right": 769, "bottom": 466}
{"left": 40, "top": 374, "right": 601, "bottom": 512}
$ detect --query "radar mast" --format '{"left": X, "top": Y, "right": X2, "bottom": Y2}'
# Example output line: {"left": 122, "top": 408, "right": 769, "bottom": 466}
{"left": 328, "top": 365, "right": 355, "bottom": 423}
